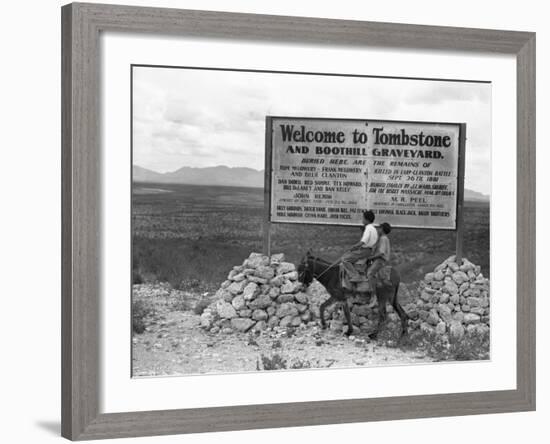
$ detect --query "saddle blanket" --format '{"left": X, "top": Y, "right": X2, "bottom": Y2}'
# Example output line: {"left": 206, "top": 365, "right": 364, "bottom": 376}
{"left": 340, "top": 262, "right": 392, "bottom": 291}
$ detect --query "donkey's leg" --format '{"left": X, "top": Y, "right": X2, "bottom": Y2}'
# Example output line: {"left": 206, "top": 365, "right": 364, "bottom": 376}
{"left": 390, "top": 284, "right": 409, "bottom": 337}
{"left": 319, "top": 296, "right": 336, "bottom": 329}
{"left": 341, "top": 293, "right": 354, "bottom": 337}
{"left": 376, "top": 289, "right": 388, "bottom": 336}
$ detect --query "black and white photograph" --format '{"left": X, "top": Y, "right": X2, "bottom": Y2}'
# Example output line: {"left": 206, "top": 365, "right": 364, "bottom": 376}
{"left": 1, "top": 0, "right": 543, "bottom": 442}
{"left": 131, "top": 65, "right": 491, "bottom": 377}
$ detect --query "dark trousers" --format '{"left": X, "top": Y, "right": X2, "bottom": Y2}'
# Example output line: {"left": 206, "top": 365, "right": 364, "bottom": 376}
{"left": 341, "top": 247, "right": 372, "bottom": 280}
{"left": 366, "top": 258, "right": 386, "bottom": 292}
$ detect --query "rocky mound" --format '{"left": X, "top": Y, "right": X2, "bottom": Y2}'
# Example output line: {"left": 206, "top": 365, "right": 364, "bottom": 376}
{"left": 407, "top": 256, "right": 490, "bottom": 339}
{"left": 201, "top": 252, "right": 490, "bottom": 341}
{"left": 201, "top": 252, "right": 412, "bottom": 336}
{"left": 200, "top": 253, "right": 316, "bottom": 334}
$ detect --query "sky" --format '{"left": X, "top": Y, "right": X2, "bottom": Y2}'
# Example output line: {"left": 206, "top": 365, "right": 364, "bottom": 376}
{"left": 133, "top": 66, "right": 491, "bottom": 195}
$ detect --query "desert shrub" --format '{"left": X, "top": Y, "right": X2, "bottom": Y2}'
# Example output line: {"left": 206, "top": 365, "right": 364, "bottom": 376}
{"left": 403, "top": 328, "right": 490, "bottom": 361}
{"left": 373, "top": 321, "right": 403, "bottom": 346}
{"left": 178, "top": 278, "right": 203, "bottom": 292}
{"left": 256, "top": 353, "right": 314, "bottom": 370}
{"left": 132, "top": 269, "right": 144, "bottom": 284}
{"left": 257, "top": 353, "right": 287, "bottom": 370}
{"left": 289, "top": 359, "right": 312, "bottom": 369}
{"left": 444, "top": 330, "right": 490, "bottom": 361}
{"left": 285, "top": 326, "right": 297, "bottom": 338}
{"left": 171, "top": 297, "right": 192, "bottom": 312}
{"left": 132, "top": 300, "right": 153, "bottom": 334}
{"left": 193, "top": 298, "right": 211, "bottom": 315}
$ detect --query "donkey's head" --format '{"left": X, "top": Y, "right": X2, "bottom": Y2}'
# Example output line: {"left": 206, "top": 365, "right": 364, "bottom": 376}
{"left": 297, "top": 251, "right": 315, "bottom": 288}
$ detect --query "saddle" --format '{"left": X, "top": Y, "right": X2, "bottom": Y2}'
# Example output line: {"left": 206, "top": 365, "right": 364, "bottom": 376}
{"left": 339, "top": 259, "right": 392, "bottom": 292}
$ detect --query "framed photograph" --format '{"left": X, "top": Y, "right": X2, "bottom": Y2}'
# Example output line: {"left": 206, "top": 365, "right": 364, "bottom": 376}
{"left": 61, "top": 2, "right": 535, "bottom": 440}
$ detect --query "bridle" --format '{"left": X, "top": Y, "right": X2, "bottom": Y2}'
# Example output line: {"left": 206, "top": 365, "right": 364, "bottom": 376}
{"left": 300, "top": 254, "right": 340, "bottom": 283}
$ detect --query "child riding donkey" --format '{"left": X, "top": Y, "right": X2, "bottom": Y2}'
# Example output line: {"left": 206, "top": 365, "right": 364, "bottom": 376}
{"left": 296, "top": 211, "right": 406, "bottom": 337}
{"left": 340, "top": 210, "right": 393, "bottom": 304}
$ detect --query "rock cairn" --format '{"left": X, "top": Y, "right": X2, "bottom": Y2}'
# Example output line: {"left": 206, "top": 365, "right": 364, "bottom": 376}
{"left": 407, "top": 256, "right": 490, "bottom": 339}
{"left": 200, "top": 253, "right": 315, "bottom": 334}
{"left": 201, "top": 253, "right": 490, "bottom": 340}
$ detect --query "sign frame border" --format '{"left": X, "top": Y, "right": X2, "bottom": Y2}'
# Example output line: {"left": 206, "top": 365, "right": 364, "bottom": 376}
{"left": 265, "top": 115, "right": 466, "bottom": 232}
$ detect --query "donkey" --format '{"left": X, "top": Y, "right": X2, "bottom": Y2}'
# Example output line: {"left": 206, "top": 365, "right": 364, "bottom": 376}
{"left": 297, "top": 252, "right": 408, "bottom": 338}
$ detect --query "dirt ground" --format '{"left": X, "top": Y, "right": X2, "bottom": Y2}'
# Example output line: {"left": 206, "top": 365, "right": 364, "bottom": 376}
{"left": 132, "top": 288, "right": 431, "bottom": 377}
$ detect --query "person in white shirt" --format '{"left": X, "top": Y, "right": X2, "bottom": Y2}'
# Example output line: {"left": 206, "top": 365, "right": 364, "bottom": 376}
{"left": 366, "top": 222, "right": 392, "bottom": 295}
{"left": 341, "top": 210, "right": 378, "bottom": 282}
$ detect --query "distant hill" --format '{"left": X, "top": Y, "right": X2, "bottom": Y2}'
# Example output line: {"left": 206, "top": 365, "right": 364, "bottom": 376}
{"left": 133, "top": 165, "right": 489, "bottom": 200}
{"left": 133, "top": 165, "right": 264, "bottom": 188}
{"left": 133, "top": 165, "right": 165, "bottom": 182}
{"left": 464, "top": 189, "right": 490, "bottom": 202}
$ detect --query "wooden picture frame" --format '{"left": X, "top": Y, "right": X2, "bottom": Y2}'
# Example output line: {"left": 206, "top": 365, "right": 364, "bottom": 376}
{"left": 61, "top": 2, "right": 535, "bottom": 440}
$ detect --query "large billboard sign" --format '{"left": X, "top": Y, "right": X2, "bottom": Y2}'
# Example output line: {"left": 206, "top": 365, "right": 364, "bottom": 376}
{"left": 266, "top": 117, "right": 465, "bottom": 230}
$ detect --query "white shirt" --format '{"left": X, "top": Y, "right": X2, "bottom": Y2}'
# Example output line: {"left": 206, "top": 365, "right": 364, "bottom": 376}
{"left": 360, "top": 224, "right": 378, "bottom": 248}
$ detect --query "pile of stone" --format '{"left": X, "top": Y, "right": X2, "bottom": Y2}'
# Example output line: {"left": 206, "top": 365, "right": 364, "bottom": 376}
{"left": 407, "top": 256, "right": 490, "bottom": 339}
{"left": 200, "top": 252, "right": 315, "bottom": 334}
{"left": 200, "top": 252, "right": 490, "bottom": 340}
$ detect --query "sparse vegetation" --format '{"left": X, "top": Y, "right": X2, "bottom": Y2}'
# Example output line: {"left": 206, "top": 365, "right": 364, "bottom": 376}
{"left": 132, "top": 300, "right": 154, "bottom": 334}
{"left": 256, "top": 353, "right": 314, "bottom": 371}
{"left": 132, "top": 268, "right": 144, "bottom": 284}
{"left": 170, "top": 297, "right": 192, "bottom": 312}
{"left": 284, "top": 326, "right": 297, "bottom": 338}
{"left": 371, "top": 321, "right": 404, "bottom": 345}
{"left": 193, "top": 298, "right": 211, "bottom": 315}
{"left": 289, "top": 359, "right": 313, "bottom": 369}
{"left": 402, "top": 329, "right": 490, "bottom": 361}
{"left": 132, "top": 182, "right": 489, "bottom": 291}
{"left": 257, "top": 353, "right": 287, "bottom": 370}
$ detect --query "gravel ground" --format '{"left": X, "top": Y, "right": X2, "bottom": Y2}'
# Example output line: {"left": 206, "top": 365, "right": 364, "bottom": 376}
{"left": 132, "top": 284, "right": 431, "bottom": 377}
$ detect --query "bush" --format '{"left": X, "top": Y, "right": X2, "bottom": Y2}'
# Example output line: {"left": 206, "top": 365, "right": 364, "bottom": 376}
{"left": 372, "top": 321, "right": 403, "bottom": 345}
{"left": 171, "top": 298, "right": 192, "bottom": 312}
{"left": 132, "top": 300, "right": 153, "bottom": 334}
{"left": 257, "top": 353, "right": 287, "bottom": 370}
{"left": 132, "top": 269, "right": 143, "bottom": 284}
{"left": 256, "top": 353, "right": 313, "bottom": 371}
{"left": 403, "top": 328, "right": 490, "bottom": 361}
{"left": 290, "top": 359, "right": 312, "bottom": 369}
{"left": 444, "top": 330, "right": 490, "bottom": 361}
{"left": 193, "top": 298, "right": 212, "bottom": 315}
{"left": 179, "top": 278, "right": 203, "bottom": 292}
{"left": 285, "top": 326, "right": 297, "bottom": 338}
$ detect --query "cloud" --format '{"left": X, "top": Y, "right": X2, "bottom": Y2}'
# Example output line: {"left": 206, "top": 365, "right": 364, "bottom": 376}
{"left": 132, "top": 67, "right": 491, "bottom": 194}
{"left": 405, "top": 83, "right": 491, "bottom": 107}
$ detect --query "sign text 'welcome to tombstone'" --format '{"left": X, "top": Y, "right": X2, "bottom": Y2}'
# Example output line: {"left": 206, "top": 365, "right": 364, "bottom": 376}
{"left": 266, "top": 117, "right": 464, "bottom": 230}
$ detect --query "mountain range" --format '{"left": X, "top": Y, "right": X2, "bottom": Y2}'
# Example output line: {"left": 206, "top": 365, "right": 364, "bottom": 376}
{"left": 133, "top": 165, "right": 489, "bottom": 201}
{"left": 133, "top": 165, "right": 265, "bottom": 188}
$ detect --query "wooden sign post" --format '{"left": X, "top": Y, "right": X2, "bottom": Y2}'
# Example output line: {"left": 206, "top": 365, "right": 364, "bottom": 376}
{"left": 455, "top": 123, "right": 467, "bottom": 265}
{"left": 263, "top": 116, "right": 273, "bottom": 257}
